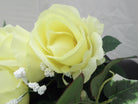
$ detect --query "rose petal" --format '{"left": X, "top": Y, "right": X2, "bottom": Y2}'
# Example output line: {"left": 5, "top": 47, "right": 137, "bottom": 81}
{"left": 0, "top": 69, "right": 29, "bottom": 104}
{"left": 0, "top": 34, "right": 14, "bottom": 59}
{"left": 47, "top": 31, "right": 75, "bottom": 57}
{"left": 11, "top": 25, "right": 30, "bottom": 65}
{"left": 86, "top": 16, "right": 104, "bottom": 35}
{"left": 25, "top": 46, "right": 45, "bottom": 82}
{"left": 72, "top": 57, "right": 97, "bottom": 83}
{"left": 91, "top": 32, "right": 104, "bottom": 60}
{"left": 11, "top": 26, "right": 45, "bottom": 82}
{"left": 46, "top": 26, "right": 88, "bottom": 66}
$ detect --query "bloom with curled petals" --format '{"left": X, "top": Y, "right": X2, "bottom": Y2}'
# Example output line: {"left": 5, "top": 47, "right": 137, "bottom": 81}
{"left": 31, "top": 4, "right": 105, "bottom": 82}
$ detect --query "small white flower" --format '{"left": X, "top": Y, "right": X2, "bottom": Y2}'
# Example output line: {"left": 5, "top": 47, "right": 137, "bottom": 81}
{"left": 28, "top": 82, "right": 40, "bottom": 92}
{"left": 6, "top": 99, "right": 18, "bottom": 104}
{"left": 14, "top": 67, "right": 26, "bottom": 79}
{"left": 38, "top": 85, "right": 47, "bottom": 95}
{"left": 40, "top": 62, "right": 47, "bottom": 71}
{"left": 28, "top": 82, "right": 47, "bottom": 95}
{"left": 40, "top": 63, "right": 54, "bottom": 77}
{"left": 44, "top": 68, "right": 54, "bottom": 77}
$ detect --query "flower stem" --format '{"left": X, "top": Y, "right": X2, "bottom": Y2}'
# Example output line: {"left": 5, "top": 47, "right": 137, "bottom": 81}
{"left": 46, "top": 77, "right": 56, "bottom": 86}
{"left": 96, "top": 71, "right": 114, "bottom": 104}
{"left": 100, "top": 98, "right": 115, "bottom": 104}
{"left": 17, "top": 89, "right": 30, "bottom": 103}
{"left": 74, "top": 100, "right": 95, "bottom": 104}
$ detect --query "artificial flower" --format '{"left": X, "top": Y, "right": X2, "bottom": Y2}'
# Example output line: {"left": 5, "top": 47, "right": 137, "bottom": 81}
{"left": 0, "top": 68, "right": 29, "bottom": 104}
{"left": 31, "top": 4, "right": 105, "bottom": 82}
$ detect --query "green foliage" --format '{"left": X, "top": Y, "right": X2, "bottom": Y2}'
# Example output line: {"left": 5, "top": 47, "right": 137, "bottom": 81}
{"left": 90, "top": 56, "right": 137, "bottom": 102}
{"left": 90, "top": 57, "right": 124, "bottom": 98}
{"left": 3, "top": 20, "right": 6, "bottom": 27}
{"left": 84, "top": 64, "right": 106, "bottom": 100}
{"left": 103, "top": 36, "right": 121, "bottom": 53}
{"left": 110, "top": 64, "right": 127, "bottom": 78}
{"left": 90, "top": 66, "right": 110, "bottom": 99}
{"left": 104, "top": 74, "right": 138, "bottom": 104}
{"left": 57, "top": 74, "right": 84, "bottom": 104}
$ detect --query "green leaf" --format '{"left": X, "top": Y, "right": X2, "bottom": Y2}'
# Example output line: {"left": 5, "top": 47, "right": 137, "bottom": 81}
{"left": 57, "top": 74, "right": 84, "bottom": 104}
{"left": 3, "top": 20, "right": 6, "bottom": 27}
{"left": 103, "top": 74, "right": 138, "bottom": 104}
{"left": 110, "top": 64, "right": 127, "bottom": 78}
{"left": 103, "top": 36, "right": 121, "bottom": 53}
{"left": 77, "top": 99, "right": 95, "bottom": 104}
{"left": 84, "top": 64, "right": 105, "bottom": 99}
{"left": 90, "top": 56, "right": 137, "bottom": 99}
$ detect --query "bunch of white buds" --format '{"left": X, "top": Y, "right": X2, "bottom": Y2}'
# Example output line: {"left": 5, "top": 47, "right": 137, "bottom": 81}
{"left": 40, "top": 63, "right": 55, "bottom": 77}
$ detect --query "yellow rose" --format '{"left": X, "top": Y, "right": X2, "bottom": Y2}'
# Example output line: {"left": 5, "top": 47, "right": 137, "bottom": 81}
{"left": 0, "top": 25, "right": 44, "bottom": 82}
{"left": 0, "top": 25, "right": 18, "bottom": 71}
{"left": 31, "top": 4, "right": 105, "bottom": 82}
{"left": 0, "top": 68, "right": 29, "bottom": 104}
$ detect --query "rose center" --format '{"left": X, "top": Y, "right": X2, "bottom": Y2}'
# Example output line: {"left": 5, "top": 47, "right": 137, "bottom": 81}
{"left": 47, "top": 31, "right": 76, "bottom": 57}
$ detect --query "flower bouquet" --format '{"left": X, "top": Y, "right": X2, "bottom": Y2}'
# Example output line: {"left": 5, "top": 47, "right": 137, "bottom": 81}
{"left": 0, "top": 4, "right": 138, "bottom": 104}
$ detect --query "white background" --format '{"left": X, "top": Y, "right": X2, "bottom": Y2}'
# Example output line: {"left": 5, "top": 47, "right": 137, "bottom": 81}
{"left": 0, "top": 0, "right": 138, "bottom": 62}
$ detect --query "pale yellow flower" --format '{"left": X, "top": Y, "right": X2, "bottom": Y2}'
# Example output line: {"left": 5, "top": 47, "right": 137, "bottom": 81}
{"left": 0, "top": 68, "right": 29, "bottom": 104}
{"left": 31, "top": 4, "right": 105, "bottom": 82}
{"left": 0, "top": 25, "right": 44, "bottom": 82}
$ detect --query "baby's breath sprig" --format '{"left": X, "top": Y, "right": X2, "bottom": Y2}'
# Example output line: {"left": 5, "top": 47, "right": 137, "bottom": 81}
{"left": 14, "top": 67, "right": 47, "bottom": 95}
{"left": 40, "top": 62, "right": 55, "bottom": 77}
{"left": 13, "top": 67, "right": 28, "bottom": 84}
{"left": 28, "top": 82, "right": 47, "bottom": 95}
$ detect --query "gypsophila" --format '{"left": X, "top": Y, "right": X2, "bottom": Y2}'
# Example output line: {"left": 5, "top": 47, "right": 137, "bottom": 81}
{"left": 28, "top": 82, "right": 40, "bottom": 92}
{"left": 40, "top": 62, "right": 54, "bottom": 77}
{"left": 40, "top": 62, "right": 47, "bottom": 71}
{"left": 44, "top": 68, "right": 54, "bottom": 77}
{"left": 38, "top": 85, "right": 47, "bottom": 95}
{"left": 28, "top": 82, "right": 47, "bottom": 95}
{"left": 6, "top": 99, "right": 18, "bottom": 104}
{"left": 14, "top": 67, "right": 26, "bottom": 79}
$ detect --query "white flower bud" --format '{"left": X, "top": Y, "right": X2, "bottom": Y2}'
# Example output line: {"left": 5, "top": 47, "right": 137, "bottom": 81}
{"left": 28, "top": 82, "right": 40, "bottom": 92}
{"left": 44, "top": 68, "right": 54, "bottom": 77}
{"left": 40, "top": 62, "right": 47, "bottom": 71}
{"left": 38, "top": 85, "right": 47, "bottom": 95}
{"left": 14, "top": 67, "right": 26, "bottom": 79}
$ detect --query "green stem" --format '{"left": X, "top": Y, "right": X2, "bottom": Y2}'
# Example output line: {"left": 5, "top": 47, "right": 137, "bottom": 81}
{"left": 74, "top": 100, "right": 95, "bottom": 104}
{"left": 17, "top": 89, "right": 30, "bottom": 103}
{"left": 46, "top": 77, "right": 56, "bottom": 86}
{"left": 96, "top": 71, "right": 114, "bottom": 104}
{"left": 100, "top": 98, "right": 115, "bottom": 104}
